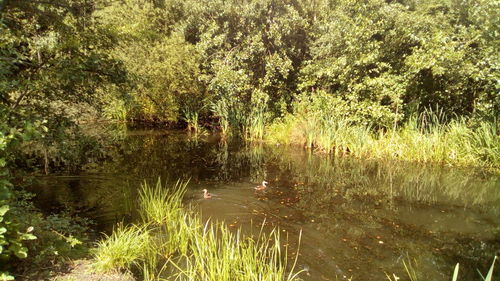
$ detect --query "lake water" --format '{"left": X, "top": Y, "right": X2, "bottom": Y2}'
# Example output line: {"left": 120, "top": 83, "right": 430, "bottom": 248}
{"left": 31, "top": 130, "right": 499, "bottom": 280}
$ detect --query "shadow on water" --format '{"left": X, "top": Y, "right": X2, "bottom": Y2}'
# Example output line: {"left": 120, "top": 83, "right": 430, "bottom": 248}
{"left": 29, "top": 130, "right": 500, "bottom": 280}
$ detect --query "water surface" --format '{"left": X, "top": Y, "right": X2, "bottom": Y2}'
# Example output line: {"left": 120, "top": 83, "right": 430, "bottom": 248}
{"left": 31, "top": 130, "right": 500, "bottom": 280}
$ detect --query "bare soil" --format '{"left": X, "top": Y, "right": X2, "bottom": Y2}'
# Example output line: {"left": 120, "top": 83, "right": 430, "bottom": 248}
{"left": 51, "top": 260, "right": 135, "bottom": 281}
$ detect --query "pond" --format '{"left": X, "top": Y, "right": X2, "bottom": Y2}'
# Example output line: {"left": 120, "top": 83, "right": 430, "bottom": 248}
{"left": 30, "top": 130, "right": 499, "bottom": 280}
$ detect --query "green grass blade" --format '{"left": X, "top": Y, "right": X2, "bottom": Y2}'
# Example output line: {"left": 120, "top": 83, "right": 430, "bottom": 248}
{"left": 452, "top": 263, "right": 459, "bottom": 281}
{"left": 484, "top": 256, "right": 496, "bottom": 281}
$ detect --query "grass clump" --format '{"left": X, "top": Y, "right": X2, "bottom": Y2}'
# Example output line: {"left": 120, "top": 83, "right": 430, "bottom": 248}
{"left": 93, "top": 224, "right": 150, "bottom": 272}
{"left": 138, "top": 179, "right": 186, "bottom": 225}
{"left": 173, "top": 223, "right": 301, "bottom": 281}
{"left": 93, "top": 180, "right": 302, "bottom": 281}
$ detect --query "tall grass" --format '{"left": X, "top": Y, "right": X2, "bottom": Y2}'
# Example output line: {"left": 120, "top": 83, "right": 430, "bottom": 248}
{"left": 93, "top": 223, "right": 150, "bottom": 272}
{"left": 93, "top": 180, "right": 302, "bottom": 281}
{"left": 103, "top": 97, "right": 129, "bottom": 121}
{"left": 138, "top": 179, "right": 186, "bottom": 225}
{"left": 182, "top": 109, "right": 200, "bottom": 133}
{"left": 138, "top": 179, "right": 196, "bottom": 257}
{"left": 212, "top": 99, "right": 231, "bottom": 137}
{"left": 212, "top": 98, "right": 248, "bottom": 138}
{"left": 172, "top": 223, "right": 302, "bottom": 281}
{"left": 245, "top": 111, "right": 266, "bottom": 141}
{"left": 265, "top": 108, "right": 499, "bottom": 168}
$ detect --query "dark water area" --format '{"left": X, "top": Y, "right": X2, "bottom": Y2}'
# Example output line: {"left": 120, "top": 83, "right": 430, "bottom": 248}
{"left": 29, "top": 130, "right": 500, "bottom": 280}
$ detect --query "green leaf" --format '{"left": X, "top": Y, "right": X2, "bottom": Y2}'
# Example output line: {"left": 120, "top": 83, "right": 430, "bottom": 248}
{"left": 0, "top": 205, "right": 9, "bottom": 216}
{"left": 0, "top": 272, "right": 15, "bottom": 281}
{"left": 484, "top": 256, "right": 496, "bottom": 281}
{"left": 13, "top": 247, "right": 28, "bottom": 259}
{"left": 452, "top": 263, "right": 459, "bottom": 281}
{"left": 20, "top": 233, "right": 37, "bottom": 240}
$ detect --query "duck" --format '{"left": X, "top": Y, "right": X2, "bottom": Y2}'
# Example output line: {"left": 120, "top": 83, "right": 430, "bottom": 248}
{"left": 202, "top": 189, "right": 212, "bottom": 199}
{"left": 254, "top": 181, "right": 268, "bottom": 191}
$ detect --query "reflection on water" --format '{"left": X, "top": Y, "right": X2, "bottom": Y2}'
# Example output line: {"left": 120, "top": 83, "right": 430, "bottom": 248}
{"left": 31, "top": 130, "right": 500, "bottom": 280}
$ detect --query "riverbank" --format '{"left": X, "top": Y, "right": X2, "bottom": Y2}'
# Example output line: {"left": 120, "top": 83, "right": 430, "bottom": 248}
{"left": 262, "top": 111, "right": 499, "bottom": 170}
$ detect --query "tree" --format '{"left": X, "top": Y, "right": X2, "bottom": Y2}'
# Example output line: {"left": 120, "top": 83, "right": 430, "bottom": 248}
{"left": 0, "top": 0, "right": 127, "bottom": 170}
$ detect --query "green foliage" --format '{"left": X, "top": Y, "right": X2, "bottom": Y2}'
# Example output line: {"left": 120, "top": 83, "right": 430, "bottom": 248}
{"left": 90, "top": 0, "right": 498, "bottom": 151}
{"left": 97, "top": 1, "right": 205, "bottom": 124}
{"left": 103, "top": 97, "right": 129, "bottom": 121}
{"left": 96, "top": 0, "right": 313, "bottom": 128}
{"left": 0, "top": 126, "right": 39, "bottom": 278}
{"left": 1, "top": 0, "right": 497, "bottom": 159}
{"left": 9, "top": 196, "right": 91, "bottom": 279}
{"left": 119, "top": 35, "right": 203, "bottom": 123}
{"left": 0, "top": 110, "right": 91, "bottom": 279}
{"left": 300, "top": 0, "right": 406, "bottom": 127}
{"left": 302, "top": 0, "right": 497, "bottom": 125}
{"left": 0, "top": 1, "right": 131, "bottom": 275}
{"left": 0, "top": 0, "right": 128, "bottom": 173}
{"left": 138, "top": 180, "right": 197, "bottom": 257}
{"left": 0, "top": 205, "right": 37, "bottom": 260}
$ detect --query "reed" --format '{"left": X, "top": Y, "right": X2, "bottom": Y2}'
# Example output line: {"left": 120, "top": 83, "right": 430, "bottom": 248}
{"left": 94, "top": 180, "right": 303, "bottom": 280}
{"left": 138, "top": 179, "right": 186, "bottom": 225}
{"left": 265, "top": 108, "right": 499, "bottom": 168}
{"left": 173, "top": 222, "right": 302, "bottom": 281}
{"left": 245, "top": 111, "right": 266, "bottom": 141}
{"left": 212, "top": 99, "right": 231, "bottom": 137}
{"left": 183, "top": 109, "right": 200, "bottom": 133}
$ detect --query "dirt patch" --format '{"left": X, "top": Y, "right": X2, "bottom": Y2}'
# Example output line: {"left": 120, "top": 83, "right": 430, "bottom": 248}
{"left": 51, "top": 260, "right": 135, "bottom": 281}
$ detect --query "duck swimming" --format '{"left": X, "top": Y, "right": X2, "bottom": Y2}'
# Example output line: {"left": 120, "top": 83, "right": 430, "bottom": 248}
{"left": 203, "top": 189, "right": 212, "bottom": 199}
{"left": 254, "top": 181, "right": 268, "bottom": 191}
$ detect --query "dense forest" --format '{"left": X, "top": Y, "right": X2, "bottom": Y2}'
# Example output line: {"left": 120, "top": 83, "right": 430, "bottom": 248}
{"left": 0, "top": 0, "right": 498, "bottom": 279}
